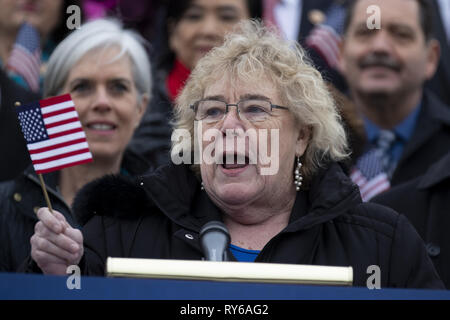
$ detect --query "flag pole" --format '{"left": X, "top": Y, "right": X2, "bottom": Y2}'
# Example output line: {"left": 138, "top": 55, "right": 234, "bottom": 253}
{"left": 37, "top": 173, "right": 53, "bottom": 213}
{"left": 15, "top": 101, "right": 53, "bottom": 213}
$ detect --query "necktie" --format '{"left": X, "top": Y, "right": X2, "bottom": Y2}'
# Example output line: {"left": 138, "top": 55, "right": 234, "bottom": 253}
{"left": 375, "top": 129, "right": 396, "bottom": 178}
{"left": 350, "top": 130, "right": 396, "bottom": 201}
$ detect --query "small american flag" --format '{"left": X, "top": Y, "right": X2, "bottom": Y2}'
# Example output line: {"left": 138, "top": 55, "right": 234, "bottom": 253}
{"left": 15, "top": 94, "right": 93, "bottom": 174}
{"left": 350, "top": 149, "right": 390, "bottom": 202}
{"left": 6, "top": 23, "right": 41, "bottom": 92}
{"left": 305, "top": 4, "right": 345, "bottom": 68}
{"left": 305, "top": 24, "right": 341, "bottom": 68}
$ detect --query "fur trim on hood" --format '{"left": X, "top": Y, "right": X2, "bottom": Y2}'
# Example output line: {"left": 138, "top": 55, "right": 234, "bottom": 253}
{"left": 72, "top": 174, "right": 150, "bottom": 226}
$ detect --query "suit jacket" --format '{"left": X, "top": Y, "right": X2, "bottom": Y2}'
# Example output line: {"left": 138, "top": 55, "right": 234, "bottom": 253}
{"left": 372, "top": 151, "right": 450, "bottom": 288}
{"left": 298, "top": 0, "right": 348, "bottom": 92}
{"left": 128, "top": 67, "right": 173, "bottom": 168}
{"left": 390, "top": 91, "right": 450, "bottom": 185}
{"left": 0, "top": 69, "right": 40, "bottom": 182}
{"left": 298, "top": 0, "right": 339, "bottom": 40}
{"left": 426, "top": 0, "right": 450, "bottom": 106}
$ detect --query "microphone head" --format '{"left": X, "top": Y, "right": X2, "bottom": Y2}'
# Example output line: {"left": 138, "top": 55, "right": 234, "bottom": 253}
{"left": 199, "top": 221, "right": 230, "bottom": 261}
{"left": 200, "top": 221, "right": 229, "bottom": 237}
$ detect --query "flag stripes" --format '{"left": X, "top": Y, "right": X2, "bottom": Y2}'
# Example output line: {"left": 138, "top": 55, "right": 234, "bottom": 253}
{"left": 350, "top": 168, "right": 390, "bottom": 202}
{"left": 46, "top": 122, "right": 82, "bottom": 136}
{"left": 33, "top": 155, "right": 93, "bottom": 174}
{"left": 45, "top": 117, "right": 80, "bottom": 129}
{"left": 31, "top": 148, "right": 91, "bottom": 164}
{"left": 30, "top": 142, "right": 90, "bottom": 160}
{"left": 27, "top": 132, "right": 87, "bottom": 151}
{"left": 48, "top": 127, "right": 84, "bottom": 139}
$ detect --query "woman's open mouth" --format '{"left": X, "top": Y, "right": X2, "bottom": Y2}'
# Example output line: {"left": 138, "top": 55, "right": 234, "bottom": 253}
{"left": 220, "top": 154, "right": 250, "bottom": 174}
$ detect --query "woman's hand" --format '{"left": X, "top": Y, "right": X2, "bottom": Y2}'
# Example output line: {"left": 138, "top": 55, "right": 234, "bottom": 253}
{"left": 30, "top": 208, "right": 84, "bottom": 275}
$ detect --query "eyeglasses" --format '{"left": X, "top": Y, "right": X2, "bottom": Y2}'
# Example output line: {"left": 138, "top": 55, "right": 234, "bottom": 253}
{"left": 190, "top": 99, "right": 289, "bottom": 124}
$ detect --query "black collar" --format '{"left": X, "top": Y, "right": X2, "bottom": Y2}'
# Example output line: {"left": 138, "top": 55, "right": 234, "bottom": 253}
{"left": 394, "top": 90, "right": 450, "bottom": 174}
{"left": 418, "top": 151, "right": 450, "bottom": 189}
{"left": 141, "top": 162, "right": 361, "bottom": 233}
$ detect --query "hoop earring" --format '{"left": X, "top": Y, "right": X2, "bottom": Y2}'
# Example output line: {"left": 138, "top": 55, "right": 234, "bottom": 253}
{"left": 294, "top": 157, "right": 303, "bottom": 191}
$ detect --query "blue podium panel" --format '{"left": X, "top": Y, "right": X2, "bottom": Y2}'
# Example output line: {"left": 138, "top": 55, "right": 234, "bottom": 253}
{"left": 0, "top": 272, "right": 449, "bottom": 300}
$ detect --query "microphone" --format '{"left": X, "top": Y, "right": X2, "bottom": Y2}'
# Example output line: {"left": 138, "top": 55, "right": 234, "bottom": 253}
{"left": 199, "top": 221, "right": 230, "bottom": 261}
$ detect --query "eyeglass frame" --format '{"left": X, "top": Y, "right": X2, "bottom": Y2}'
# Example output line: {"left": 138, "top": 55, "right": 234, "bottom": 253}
{"left": 190, "top": 98, "right": 289, "bottom": 123}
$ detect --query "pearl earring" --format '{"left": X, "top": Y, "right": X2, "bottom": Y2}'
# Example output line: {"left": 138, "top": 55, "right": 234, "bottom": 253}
{"left": 201, "top": 181, "right": 204, "bottom": 190}
{"left": 294, "top": 157, "right": 303, "bottom": 191}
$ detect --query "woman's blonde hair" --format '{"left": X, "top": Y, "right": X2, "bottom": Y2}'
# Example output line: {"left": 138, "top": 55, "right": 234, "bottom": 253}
{"left": 173, "top": 19, "right": 348, "bottom": 179}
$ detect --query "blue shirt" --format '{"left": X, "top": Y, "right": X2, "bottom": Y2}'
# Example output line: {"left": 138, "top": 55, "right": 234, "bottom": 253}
{"left": 229, "top": 244, "right": 260, "bottom": 262}
{"left": 363, "top": 103, "right": 422, "bottom": 164}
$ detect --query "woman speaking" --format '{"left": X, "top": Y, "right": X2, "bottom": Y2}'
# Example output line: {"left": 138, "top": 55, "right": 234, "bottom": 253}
{"left": 28, "top": 20, "right": 443, "bottom": 288}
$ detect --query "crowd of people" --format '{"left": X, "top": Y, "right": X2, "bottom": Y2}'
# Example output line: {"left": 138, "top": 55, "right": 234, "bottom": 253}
{"left": 0, "top": 0, "right": 449, "bottom": 289}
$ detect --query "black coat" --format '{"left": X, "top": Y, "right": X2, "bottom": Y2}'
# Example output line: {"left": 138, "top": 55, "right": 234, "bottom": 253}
{"left": 389, "top": 91, "right": 450, "bottom": 186}
{"left": 298, "top": 0, "right": 348, "bottom": 92}
{"left": 0, "top": 68, "right": 40, "bottom": 182}
{"left": 128, "top": 67, "right": 173, "bottom": 169}
{"left": 372, "top": 151, "right": 450, "bottom": 288}
{"left": 60, "top": 161, "right": 443, "bottom": 288}
{"left": 426, "top": 0, "right": 450, "bottom": 106}
{"left": 0, "top": 150, "right": 150, "bottom": 272}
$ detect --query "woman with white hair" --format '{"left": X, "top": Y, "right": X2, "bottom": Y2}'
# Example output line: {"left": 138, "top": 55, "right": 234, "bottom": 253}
{"left": 0, "top": 19, "right": 152, "bottom": 272}
{"left": 28, "top": 20, "right": 443, "bottom": 288}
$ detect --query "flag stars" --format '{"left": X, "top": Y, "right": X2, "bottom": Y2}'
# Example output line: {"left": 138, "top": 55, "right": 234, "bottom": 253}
{"left": 17, "top": 108, "right": 47, "bottom": 143}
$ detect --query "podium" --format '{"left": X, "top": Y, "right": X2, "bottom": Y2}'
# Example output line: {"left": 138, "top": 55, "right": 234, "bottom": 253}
{"left": 1, "top": 272, "right": 449, "bottom": 300}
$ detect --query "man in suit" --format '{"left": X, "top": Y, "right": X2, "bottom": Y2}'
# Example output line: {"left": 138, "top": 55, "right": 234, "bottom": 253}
{"left": 337, "top": 0, "right": 450, "bottom": 201}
